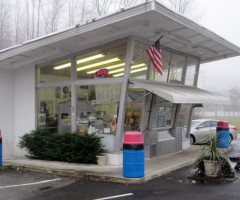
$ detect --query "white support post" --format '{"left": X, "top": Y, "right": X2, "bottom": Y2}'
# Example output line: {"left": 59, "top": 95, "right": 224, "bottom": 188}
{"left": 115, "top": 36, "right": 135, "bottom": 153}
{"left": 71, "top": 56, "right": 77, "bottom": 132}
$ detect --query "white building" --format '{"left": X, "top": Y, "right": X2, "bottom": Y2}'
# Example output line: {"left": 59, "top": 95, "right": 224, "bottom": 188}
{"left": 0, "top": 1, "right": 239, "bottom": 165}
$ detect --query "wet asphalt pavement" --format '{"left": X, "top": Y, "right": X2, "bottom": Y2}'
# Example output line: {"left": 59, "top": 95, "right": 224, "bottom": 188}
{"left": 1, "top": 138, "right": 240, "bottom": 200}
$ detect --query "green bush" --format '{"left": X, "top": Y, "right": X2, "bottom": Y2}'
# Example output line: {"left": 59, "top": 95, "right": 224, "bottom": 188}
{"left": 19, "top": 129, "right": 104, "bottom": 164}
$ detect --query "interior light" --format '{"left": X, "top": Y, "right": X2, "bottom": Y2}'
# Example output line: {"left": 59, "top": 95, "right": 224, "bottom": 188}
{"left": 54, "top": 53, "right": 105, "bottom": 70}
{"left": 87, "top": 63, "right": 125, "bottom": 74}
{"left": 108, "top": 63, "right": 146, "bottom": 74}
{"left": 113, "top": 67, "right": 147, "bottom": 77}
{"left": 53, "top": 63, "right": 71, "bottom": 70}
{"left": 77, "top": 53, "right": 105, "bottom": 64}
{"left": 77, "top": 57, "right": 120, "bottom": 71}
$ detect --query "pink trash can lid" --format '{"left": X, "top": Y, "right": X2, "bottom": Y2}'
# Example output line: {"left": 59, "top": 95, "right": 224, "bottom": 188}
{"left": 123, "top": 131, "right": 143, "bottom": 144}
{"left": 217, "top": 121, "right": 229, "bottom": 128}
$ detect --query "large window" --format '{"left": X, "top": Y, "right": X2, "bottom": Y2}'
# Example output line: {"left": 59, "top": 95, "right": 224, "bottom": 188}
{"left": 76, "top": 84, "right": 121, "bottom": 135}
{"left": 37, "top": 87, "right": 71, "bottom": 132}
{"left": 154, "top": 50, "right": 171, "bottom": 82}
{"left": 168, "top": 54, "right": 185, "bottom": 84}
{"left": 185, "top": 58, "right": 197, "bottom": 86}
{"left": 76, "top": 42, "right": 127, "bottom": 79}
{"left": 37, "top": 59, "right": 71, "bottom": 83}
{"left": 131, "top": 42, "right": 149, "bottom": 79}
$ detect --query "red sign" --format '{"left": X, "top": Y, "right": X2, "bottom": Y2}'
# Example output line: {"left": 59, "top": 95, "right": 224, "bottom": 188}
{"left": 94, "top": 69, "right": 109, "bottom": 78}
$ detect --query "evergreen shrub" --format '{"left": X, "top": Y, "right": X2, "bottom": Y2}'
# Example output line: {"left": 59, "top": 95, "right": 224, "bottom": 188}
{"left": 19, "top": 129, "right": 104, "bottom": 164}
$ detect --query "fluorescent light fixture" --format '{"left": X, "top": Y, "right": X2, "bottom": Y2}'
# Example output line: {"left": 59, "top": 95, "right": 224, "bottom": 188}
{"left": 154, "top": 28, "right": 191, "bottom": 45}
{"left": 77, "top": 57, "right": 120, "bottom": 71}
{"left": 76, "top": 53, "right": 105, "bottom": 64}
{"left": 108, "top": 63, "right": 146, "bottom": 74}
{"left": 87, "top": 63, "right": 125, "bottom": 74}
{"left": 54, "top": 53, "right": 105, "bottom": 70}
{"left": 113, "top": 67, "right": 147, "bottom": 77}
{"left": 53, "top": 63, "right": 71, "bottom": 70}
{"left": 192, "top": 45, "right": 218, "bottom": 56}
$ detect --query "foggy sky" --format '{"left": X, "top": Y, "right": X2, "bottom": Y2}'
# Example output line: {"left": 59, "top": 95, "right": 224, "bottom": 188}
{"left": 197, "top": 0, "right": 240, "bottom": 94}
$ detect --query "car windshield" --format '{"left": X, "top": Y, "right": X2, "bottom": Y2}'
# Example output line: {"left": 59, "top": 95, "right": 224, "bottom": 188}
{"left": 191, "top": 120, "right": 202, "bottom": 128}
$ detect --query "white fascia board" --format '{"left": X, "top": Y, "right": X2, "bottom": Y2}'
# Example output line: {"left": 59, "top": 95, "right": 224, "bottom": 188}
{"left": 0, "top": 3, "right": 153, "bottom": 61}
{"left": 154, "top": 2, "right": 240, "bottom": 54}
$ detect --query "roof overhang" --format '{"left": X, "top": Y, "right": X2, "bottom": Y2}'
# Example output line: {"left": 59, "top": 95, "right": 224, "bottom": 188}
{"left": 130, "top": 79, "right": 230, "bottom": 104}
{"left": 0, "top": 1, "right": 240, "bottom": 69}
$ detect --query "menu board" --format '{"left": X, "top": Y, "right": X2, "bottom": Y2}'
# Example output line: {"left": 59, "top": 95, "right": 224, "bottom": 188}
{"left": 95, "top": 84, "right": 121, "bottom": 104}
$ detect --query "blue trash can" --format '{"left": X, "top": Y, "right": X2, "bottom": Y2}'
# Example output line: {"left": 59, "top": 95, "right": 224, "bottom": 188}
{"left": 123, "top": 131, "right": 144, "bottom": 178}
{"left": 216, "top": 121, "right": 230, "bottom": 148}
{"left": 0, "top": 130, "right": 2, "bottom": 166}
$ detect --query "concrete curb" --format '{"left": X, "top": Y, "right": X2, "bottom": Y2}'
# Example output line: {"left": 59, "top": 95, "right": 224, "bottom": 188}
{"left": 2, "top": 159, "right": 196, "bottom": 184}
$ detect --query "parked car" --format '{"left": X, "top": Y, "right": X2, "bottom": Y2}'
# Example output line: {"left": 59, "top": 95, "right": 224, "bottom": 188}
{"left": 190, "top": 119, "right": 238, "bottom": 145}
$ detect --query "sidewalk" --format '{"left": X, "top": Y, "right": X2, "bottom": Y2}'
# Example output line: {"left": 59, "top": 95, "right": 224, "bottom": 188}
{"left": 2, "top": 146, "right": 200, "bottom": 184}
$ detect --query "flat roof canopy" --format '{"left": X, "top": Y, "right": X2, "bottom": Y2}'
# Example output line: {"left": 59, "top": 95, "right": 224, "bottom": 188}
{"left": 130, "top": 79, "right": 230, "bottom": 104}
{"left": 0, "top": 1, "right": 240, "bottom": 69}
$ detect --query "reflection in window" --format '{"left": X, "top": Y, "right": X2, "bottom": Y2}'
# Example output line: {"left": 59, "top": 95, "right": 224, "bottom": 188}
{"left": 185, "top": 58, "right": 197, "bottom": 86}
{"left": 76, "top": 42, "right": 127, "bottom": 79}
{"left": 168, "top": 54, "right": 185, "bottom": 84}
{"left": 154, "top": 50, "right": 171, "bottom": 82}
{"left": 37, "top": 59, "right": 71, "bottom": 83}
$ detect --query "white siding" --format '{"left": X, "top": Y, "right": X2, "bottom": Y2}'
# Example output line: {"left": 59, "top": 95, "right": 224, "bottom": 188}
{"left": 14, "top": 66, "right": 35, "bottom": 156}
{"left": 0, "top": 69, "right": 15, "bottom": 158}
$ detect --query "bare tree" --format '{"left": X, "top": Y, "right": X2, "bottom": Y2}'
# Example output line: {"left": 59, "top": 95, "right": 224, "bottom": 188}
{"left": 35, "top": 0, "right": 42, "bottom": 37}
{"left": 42, "top": 0, "right": 65, "bottom": 34}
{"left": 166, "top": 0, "right": 204, "bottom": 22}
{"left": 0, "top": 1, "right": 12, "bottom": 49}
{"left": 93, "top": 0, "right": 113, "bottom": 17}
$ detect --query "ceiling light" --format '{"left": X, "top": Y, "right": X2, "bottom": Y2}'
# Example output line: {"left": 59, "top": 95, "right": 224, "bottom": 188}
{"left": 77, "top": 57, "right": 120, "bottom": 71}
{"left": 154, "top": 28, "right": 191, "bottom": 45}
{"left": 113, "top": 67, "right": 147, "bottom": 77}
{"left": 109, "top": 63, "right": 146, "bottom": 74}
{"left": 53, "top": 63, "right": 71, "bottom": 70}
{"left": 87, "top": 63, "right": 125, "bottom": 74}
{"left": 76, "top": 53, "right": 105, "bottom": 64}
{"left": 54, "top": 54, "right": 105, "bottom": 70}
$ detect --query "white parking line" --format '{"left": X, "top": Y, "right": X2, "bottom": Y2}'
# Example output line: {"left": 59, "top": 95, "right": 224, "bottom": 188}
{"left": 94, "top": 193, "right": 134, "bottom": 200}
{"left": 0, "top": 178, "right": 61, "bottom": 189}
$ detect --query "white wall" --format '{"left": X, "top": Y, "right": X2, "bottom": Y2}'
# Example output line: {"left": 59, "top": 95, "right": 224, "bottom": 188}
{"left": 0, "top": 69, "right": 15, "bottom": 158}
{"left": 14, "top": 66, "right": 36, "bottom": 156}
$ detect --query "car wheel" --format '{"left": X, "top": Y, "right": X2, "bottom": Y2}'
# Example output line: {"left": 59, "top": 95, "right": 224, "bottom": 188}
{"left": 190, "top": 134, "right": 196, "bottom": 145}
{"left": 230, "top": 134, "right": 233, "bottom": 143}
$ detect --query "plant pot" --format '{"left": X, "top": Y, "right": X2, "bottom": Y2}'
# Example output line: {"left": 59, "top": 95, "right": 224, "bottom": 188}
{"left": 204, "top": 160, "right": 221, "bottom": 177}
{"left": 96, "top": 154, "right": 107, "bottom": 166}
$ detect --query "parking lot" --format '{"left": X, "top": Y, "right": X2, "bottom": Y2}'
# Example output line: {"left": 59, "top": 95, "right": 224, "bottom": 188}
{"left": 0, "top": 169, "right": 74, "bottom": 200}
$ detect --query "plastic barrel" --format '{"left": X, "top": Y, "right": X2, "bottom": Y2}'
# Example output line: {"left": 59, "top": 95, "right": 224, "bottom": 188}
{"left": 123, "top": 131, "right": 144, "bottom": 178}
{"left": 216, "top": 121, "right": 230, "bottom": 148}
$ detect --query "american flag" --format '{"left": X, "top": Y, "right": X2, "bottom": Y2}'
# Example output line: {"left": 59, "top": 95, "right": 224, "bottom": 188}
{"left": 147, "top": 39, "right": 163, "bottom": 75}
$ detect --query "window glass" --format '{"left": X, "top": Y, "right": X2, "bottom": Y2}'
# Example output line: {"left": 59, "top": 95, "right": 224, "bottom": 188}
{"left": 200, "top": 121, "right": 211, "bottom": 128}
{"left": 151, "top": 96, "right": 175, "bottom": 129}
{"left": 185, "top": 58, "right": 197, "bottom": 86}
{"left": 76, "top": 42, "right": 127, "bottom": 79}
{"left": 168, "top": 54, "right": 185, "bottom": 84}
{"left": 153, "top": 50, "right": 170, "bottom": 82}
{"left": 211, "top": 121, "right": 217, "bottom": 127}
{"left": 37, "top": 87, "right": 71, "bottom": 132}
{"left": 37, "top": 59, "right": 71, "bottom": 83}
{"left": 131, "top": 41, "right": 149, "bottom": 79}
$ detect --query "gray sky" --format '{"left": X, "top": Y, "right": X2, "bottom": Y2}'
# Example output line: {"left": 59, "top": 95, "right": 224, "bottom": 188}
{"left": 197, "top": 0, "right": 240, "bottom": 93}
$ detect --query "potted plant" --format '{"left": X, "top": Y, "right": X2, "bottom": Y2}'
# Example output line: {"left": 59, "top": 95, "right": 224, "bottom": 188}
{"left": 96, "top": 153, "right": 108, "bottom": 166}
{"left": 194, "top": 134, "right": 230, "bottom": 178}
